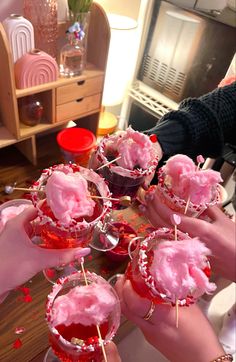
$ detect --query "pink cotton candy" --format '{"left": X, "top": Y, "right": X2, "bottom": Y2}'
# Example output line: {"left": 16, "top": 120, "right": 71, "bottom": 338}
{"left": 164, "top": 154, "right": 196, "bottom": 182}
{"left": 51, "top": 282, "right": 117, "bottom": 327}
{"left": 0, "top": 204, "right": 30, "bottom": 233}
{"left": 180, "top": 169, "right": 223, "bottom": 204}
{"left": 149, "top": 238, "right": 216, "bottom": 302}
{"left": 163, "top": 154, "right": 222, "bottom": 204}
{"left": 163, "top": 154, "right": 195, "bottom": 196}
{"left": 45, "top": 171, "right": 95, "bottom": 225}
{"left": 116, "top": 127, "right": 153, "bottom": 170}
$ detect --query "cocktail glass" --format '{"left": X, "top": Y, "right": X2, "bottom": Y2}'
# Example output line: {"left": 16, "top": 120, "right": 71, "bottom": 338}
{"left": 89, "top": 132, "right": 159, "bottom": 253}
{"left": 44, "top": 271, "right": 121, "bottom": 362}
{"left": 31, "top": 163, "right": 113, "bottom": 281}
{"left": 156, "top": 167, "right": 221, "bottom": 218}
{"left": 125, "top": 228, "right": 212, "bottom": 306}
{"left": 0, "top": 198, "right": 32, "bottom": 233}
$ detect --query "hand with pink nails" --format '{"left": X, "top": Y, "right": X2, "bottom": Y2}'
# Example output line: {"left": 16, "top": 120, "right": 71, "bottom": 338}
{"left": 141, "top": 190, "right": 235, "bottom": 281}
{"left": 0, "top": 206, "right": 90, "bottom": 302}
{"left": 115, "top": 275, "right": 225, "bottom": 362}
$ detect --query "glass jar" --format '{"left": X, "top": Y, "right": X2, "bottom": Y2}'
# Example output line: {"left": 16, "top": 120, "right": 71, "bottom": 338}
{"left": 18, "top": 95, "right": 44, "bottom": 127}
{"left": 125, "top": 228, "right": 213, "bottom": 306}
{"left": 23, "top": 0, "right": 58, "bottom": 59}
{"left": 60, "top": 33, "right": 86, "bottom": 77}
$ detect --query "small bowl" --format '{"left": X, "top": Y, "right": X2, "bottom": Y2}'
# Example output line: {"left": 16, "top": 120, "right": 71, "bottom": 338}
{"left": 105, "top": 222, "right": 137, "bottom": 262}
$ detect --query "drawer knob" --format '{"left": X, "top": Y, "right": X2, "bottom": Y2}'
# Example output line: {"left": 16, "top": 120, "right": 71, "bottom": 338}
{"left": 77, "top": 80, "right": 85, "bottom": 86}
{"left": 76, "top": 98, "right": 84, "bottom": 102}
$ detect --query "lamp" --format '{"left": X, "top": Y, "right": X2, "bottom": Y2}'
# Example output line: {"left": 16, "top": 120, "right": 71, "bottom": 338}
{"left": 98, "top": 13, "right": 138, "bottom": 135}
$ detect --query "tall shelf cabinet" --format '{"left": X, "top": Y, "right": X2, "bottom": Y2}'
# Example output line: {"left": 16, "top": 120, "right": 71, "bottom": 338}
{"left": 0, "top": 2, "right": 110, "bottom": 165}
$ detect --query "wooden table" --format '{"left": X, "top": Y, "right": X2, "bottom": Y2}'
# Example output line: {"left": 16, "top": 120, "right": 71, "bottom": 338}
{"left": 0, "top": 204, "right": 151, "bottom": 362}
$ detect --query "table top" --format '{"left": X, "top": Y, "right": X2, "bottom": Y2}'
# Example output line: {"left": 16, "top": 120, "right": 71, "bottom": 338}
{"left": 0, "top": 204, "right": 151, "bottom": 362}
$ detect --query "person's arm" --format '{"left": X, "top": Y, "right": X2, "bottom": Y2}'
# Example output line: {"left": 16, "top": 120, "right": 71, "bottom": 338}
{"left": 115, "top": 276, "right": 226, "bottom": 362}
{"left": 0, "top": 206, "right": 90, "bottom": 300}
{"left": 144, "top": 82, "right": 236, "bottom": 159}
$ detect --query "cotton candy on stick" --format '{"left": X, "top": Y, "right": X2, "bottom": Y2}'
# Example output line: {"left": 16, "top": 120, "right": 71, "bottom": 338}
{"left": 196, "top": 155, "right": 205, "bottom": 171}
{"left": 184, "top": 155, "right": 205, "bottom": 214}
{"left": 149, "top": 224, "right": 216, "bottom": 328}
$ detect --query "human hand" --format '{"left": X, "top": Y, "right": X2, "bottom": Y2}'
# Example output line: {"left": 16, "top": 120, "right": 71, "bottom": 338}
{"left": 139, "top": 186, "right": 170, "bottom": 227}
{"left": 115, "top": 275, "right": 224, "bottom": 362}
{"left": 141, "top": 190, "right": 235, "bottom": 281}
{"left": 0, "top": 206, "right": 90, "bottom": 298}
{"left": 178, "top": 206, "right": 236, "bottom": 282}
{"left": 104, "top": 341, "right": 121, "bottom": 362}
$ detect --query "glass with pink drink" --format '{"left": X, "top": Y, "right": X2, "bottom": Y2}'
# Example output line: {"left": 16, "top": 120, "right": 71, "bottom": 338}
{"left": 125, "top": 228, "right": 216, "bottom": 306}
{"left": 0, "top": 199, "right": 32, "bottom": 233}
{"left": 31, "top": 163, "right": 112, "bottom": 249}
{"left": 89, "top": 128, "right": 159, "bottom": 253}
{"left": 31, "top": 163, "right": 113, "bottom": 281}
{"left": 90, "top": 127, "right": 159, "bottom": 206}
{"left": 44, "top": 271, "right": 121, "bottom": 362}
{"left": 155, "top": 154, "right": 222, "bottom": 217}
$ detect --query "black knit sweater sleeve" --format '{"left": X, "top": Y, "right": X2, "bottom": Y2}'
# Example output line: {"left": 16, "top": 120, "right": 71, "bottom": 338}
{"left": 144, "top": 82, "right": 236, "bottom": 159}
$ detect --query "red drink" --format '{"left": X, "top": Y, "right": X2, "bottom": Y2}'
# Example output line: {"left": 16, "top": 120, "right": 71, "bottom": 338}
{"left": 31, "top": 164, "right": 112, "bottom": 250}
{"left": 50, "top": 322, "right": 109, "bottom": 362}
{"left": 39, "top": 199, "right": 102, "bottom": 249}
{"left": 105, "top": 222, "right": 137, "bottom": 262}
{"left": 46, "top": 271, "right": 121, "bottom": 362}
{"left": 125, "top": 262, "right": 164, "bottom": 304}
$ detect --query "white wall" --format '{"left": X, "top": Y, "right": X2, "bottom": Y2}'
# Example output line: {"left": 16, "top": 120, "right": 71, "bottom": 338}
{"left": 96, "top": 0, "right": 141, "bottom": 20}
{"left": 0, "top": 0, "right": 141, "bottom": 22}
{"left": 0, "top": 0, "right": 23, "bottom": 21}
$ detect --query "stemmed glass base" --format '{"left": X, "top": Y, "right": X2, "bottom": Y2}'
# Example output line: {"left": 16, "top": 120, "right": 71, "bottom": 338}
{"left": 44, "top": 348, "right": 58, "bottom": 362}
{"left": 89, "top": 214, "right": 120, "bottom": 252}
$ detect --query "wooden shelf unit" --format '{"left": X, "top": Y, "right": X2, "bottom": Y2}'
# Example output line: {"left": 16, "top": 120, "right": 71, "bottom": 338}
{"left": 0, "top": 2, "right": 110, "bottom": 165}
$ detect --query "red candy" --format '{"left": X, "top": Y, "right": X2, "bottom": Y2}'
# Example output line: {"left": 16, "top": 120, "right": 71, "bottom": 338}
{"left": 149, "top": 134, "right": 158, "bottom": 143}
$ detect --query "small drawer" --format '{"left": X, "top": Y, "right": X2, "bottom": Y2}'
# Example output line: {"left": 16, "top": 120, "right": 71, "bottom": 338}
{"left": 56, "top": 93, "right": 101, "bottom": 122}
{"left": 56, "top": 76, "right": 103, "bottom": 105}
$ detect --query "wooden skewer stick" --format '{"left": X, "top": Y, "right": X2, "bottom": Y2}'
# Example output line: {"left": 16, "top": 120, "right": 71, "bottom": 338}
{"left": 184, "top": 197, "right": 190, "bottom": 215}
{"left": 92, "top": 195, "right": 120, "bottom": 202}
{"left": 4, "top": 186, "right": 132, "bottom": 207}
{"left": 96, "top": 156, "right": 122, "bottom": 170}
{"left": 170, "top": 214, "right": 181, "bottom": 329}
{"left": 174, "top": 226, "right": 179, "bottom": 328}
{"left": 5, "top": 186, "right": 45, "bottom": 194}
{"left": 175, "top": 298, "right": 179, "bottom": 329}
{"left": 80, "top": 260, "right": 108, "bottom": 362}
{"left": 184, "top": 155, "right": 205, "bottom": 214}
{"left": 174, "top": 224, "right": 177, "bottom": 241}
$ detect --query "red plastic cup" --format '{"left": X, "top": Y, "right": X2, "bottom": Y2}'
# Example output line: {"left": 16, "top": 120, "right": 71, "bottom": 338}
{"left": 57, "top": 128, "right": 96, "bottom": 167}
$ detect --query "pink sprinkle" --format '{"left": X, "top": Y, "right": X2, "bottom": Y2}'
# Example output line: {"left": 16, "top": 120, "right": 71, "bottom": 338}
{"left": 13, "top": 338, "right": 22, "bottom": 349}
{"left": 14, "top": 327, "right": 26, "bottom": 335}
